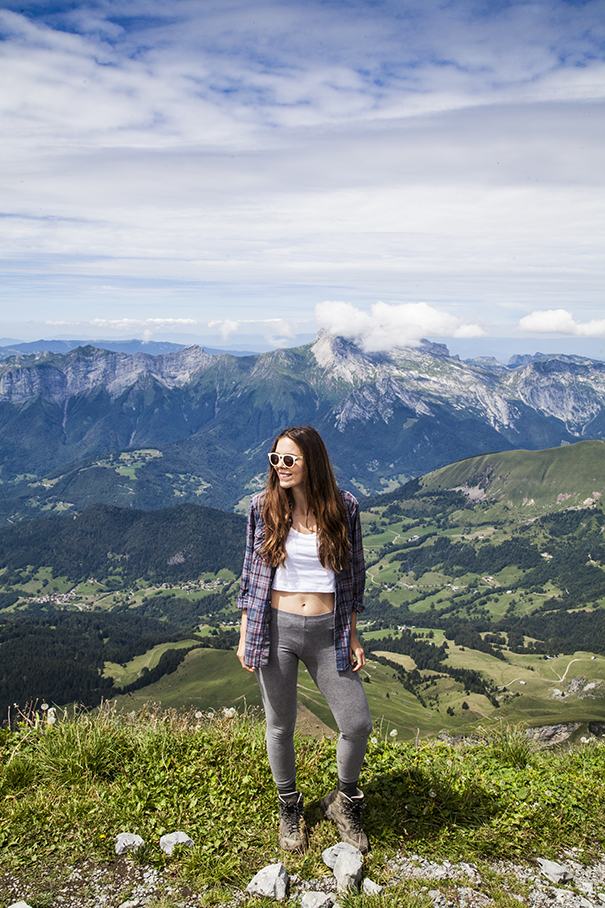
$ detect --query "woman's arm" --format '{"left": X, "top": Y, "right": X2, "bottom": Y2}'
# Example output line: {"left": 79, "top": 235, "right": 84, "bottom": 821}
{"left": 349, "top": 610, "right": 366, "bottom": 671}
{"left": 237, "top": 610, "right": 255, "bottom": 672}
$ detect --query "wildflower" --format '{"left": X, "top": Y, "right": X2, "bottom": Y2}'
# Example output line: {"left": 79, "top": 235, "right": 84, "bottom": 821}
{"left": 370, "top": 737, "right": 378, "bottom": 745}
{"left": 389, "top": 729, "right": 398, "bottom": 737}
{"left": 195, "top": 711, "right": 204, "bottom": 719}
{"left": 223, "top": 707, "right": 236, "bottom": 718}
{"left": 41, "top": 703, "right": 49, "bottom": 711}
{"left": 46, "top": 707, "right": 57, "bottom": 726}
{"left": 428, "top": 790, "right": 436, "bottom": 798}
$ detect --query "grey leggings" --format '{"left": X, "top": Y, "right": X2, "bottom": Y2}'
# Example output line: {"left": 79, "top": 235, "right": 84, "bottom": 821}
{"left": 256, "top": 608, "right": 373, "bottom": 792}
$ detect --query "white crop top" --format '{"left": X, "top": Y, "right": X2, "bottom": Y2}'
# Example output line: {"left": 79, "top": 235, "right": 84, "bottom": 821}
{"left": 272, "top": 529, "right": 336, "bottom": 593}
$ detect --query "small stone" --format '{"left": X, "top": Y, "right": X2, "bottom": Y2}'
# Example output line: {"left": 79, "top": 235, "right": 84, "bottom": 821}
{"left": 247, "top": 862, "right": 289, "bottom": 901}
{"left": 7, "top": 902, "right": 33, "bottom": 908}
{"left": 362, "top": 878, "right": 383, "bottom": 895}
{"left": 322, "top": 842, "right": 362, "bottom": 869}
{"left": 334, "top": 849, "right": 363, "bottom": 892}
{"left": 159, "top": 831, "right": 194, "bottom": 855}
{"left": 118, "top": 901, "right": 141, "bottom": 908}
{"left": 301, "top": 893, "right": 334, "bottom": 908}
{"left": 537, "top": 858, "right": 573, "bottom": 884}
{"left": 115, "top": 832, "right": 145, "bottom": 855}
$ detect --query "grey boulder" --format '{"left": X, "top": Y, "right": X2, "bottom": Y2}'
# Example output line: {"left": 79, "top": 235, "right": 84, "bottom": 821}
{"left": 334, "top": 849, "right": 363, "bottom": 892}
{"left": 247, "top": 862, "right": 289, "bottom": 901}
{"left": 115, "top": 832, "right": 145, "bottom": 855}
{"left": 537, "top": 858, "right": 573, "bottom": 884}
{"left": 301, "top": 893, "right": 334, "bottom": 908}
{"left": 322, "top": 841, "right": 362, "bottom": 869}
{"left": 159, "top": 831, "right": 194, "bottom": 855}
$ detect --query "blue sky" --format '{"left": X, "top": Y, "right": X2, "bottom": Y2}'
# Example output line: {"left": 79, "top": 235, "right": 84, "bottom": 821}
{"left": 1, "top": 0, "right": 604, "bottom": 353}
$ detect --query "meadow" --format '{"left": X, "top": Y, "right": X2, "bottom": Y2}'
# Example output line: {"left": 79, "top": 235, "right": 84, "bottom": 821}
{"left": 2, "top": 703, "right": 605, "bottom": 907}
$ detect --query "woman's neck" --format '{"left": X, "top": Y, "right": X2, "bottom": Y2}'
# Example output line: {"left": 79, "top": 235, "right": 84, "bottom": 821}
{"left": 289, "top": 488, "right": 316, "bottom": 533}
{"left": 289, "top": 486, "right": 308, "bottom": 513}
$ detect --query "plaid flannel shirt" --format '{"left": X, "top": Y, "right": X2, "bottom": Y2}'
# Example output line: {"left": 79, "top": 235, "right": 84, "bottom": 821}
{"left": 237, "top": 489, "right": 366, "bottom": 671}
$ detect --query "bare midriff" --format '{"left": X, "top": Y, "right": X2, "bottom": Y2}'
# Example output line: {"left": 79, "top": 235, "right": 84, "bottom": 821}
{"left": 271, "top": 589, "right": 335, "bottom": 615}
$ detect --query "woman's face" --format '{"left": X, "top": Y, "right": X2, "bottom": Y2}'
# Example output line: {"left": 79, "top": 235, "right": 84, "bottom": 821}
{"left": 272, "top": 437, "right": 306, "bottom": 492}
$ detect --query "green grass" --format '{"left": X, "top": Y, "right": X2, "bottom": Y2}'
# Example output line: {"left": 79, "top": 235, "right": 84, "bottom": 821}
{"left": 424, "top": 439, "right": 605, "bottom": 518}
{"left": 103, "top": 640, "right": 203, "bottom": 687}
{"left": 95, "top": 632, "right": 605, "bottom": 741}
{"left": 112, "top": 648, "right": 264, "bottom": 713}
{"left": 1, "top": 705, "right": 605, "bottom": 906}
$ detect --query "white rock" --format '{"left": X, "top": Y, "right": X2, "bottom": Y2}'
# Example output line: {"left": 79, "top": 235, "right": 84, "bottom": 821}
{"left": 7, "top": 902, "right": 33, "bottom": 908}
{"left": 118, "top": 900, "right": 141, "bottom": 908}
{"left": 115, "top": 832, "right": 145, "bottom": 855}
{"left": 159, "top": 831, "right": 194, "bottom": 855}
{"left": 247, "top": 862, "right": 289, "bottom": 901}
{"left": 322, "top": 842, "right": 362, "bottom": 869}
{"left": 334, "top": 849, "right": 363, "bottom": 892}
{"left": 362, "top": 878, "right": 383, "bottom": 895}
{"left": 537, "top": 858, "right": 573, "bottom": 884}
{"left": 301, "top": 892, "right": 334, "bottom": 908}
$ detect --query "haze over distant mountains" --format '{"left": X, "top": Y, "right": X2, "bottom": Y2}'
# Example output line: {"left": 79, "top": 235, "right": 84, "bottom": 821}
{"left": 3, "top": 334, "right": 605, "bottom": 363}
{"left": 0, "top": 338, "right": 258, "bottom": 359}
{"left": 2, "top": 330, "right": 605, "bottom": 521}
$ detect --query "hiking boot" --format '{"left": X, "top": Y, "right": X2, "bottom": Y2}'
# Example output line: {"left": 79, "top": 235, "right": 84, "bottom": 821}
{"left": 278, "top": 791, "right": 307, "bottom": 851}
{"left": 321, "top": 788, "right": 369, "bottom": 854}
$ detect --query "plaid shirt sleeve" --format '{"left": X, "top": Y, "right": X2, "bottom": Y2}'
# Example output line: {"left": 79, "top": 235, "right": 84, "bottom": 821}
{"left": 237, "top": 495, "right": 275, "bottom": 668}
{"left": 333, "top": 490, "right": 367, "bottom": 670}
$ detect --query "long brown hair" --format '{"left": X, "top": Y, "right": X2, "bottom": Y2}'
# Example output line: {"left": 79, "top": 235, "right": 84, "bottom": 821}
{"left": 261, "top": 425, "right": 350, "bottom": 571}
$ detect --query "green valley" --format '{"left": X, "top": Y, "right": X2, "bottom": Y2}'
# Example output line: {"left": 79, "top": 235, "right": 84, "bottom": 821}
{"left": 1, "top": 439, "right": 605, "bottom": 739}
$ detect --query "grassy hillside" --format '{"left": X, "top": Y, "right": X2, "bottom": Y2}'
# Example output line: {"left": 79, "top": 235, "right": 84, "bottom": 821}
{"left": 2, "top": 705, "right": 605, "bottom": 907}
{"left": 107, "top": 634, "right": 605, "bottom": 744}
{"left": 421, "top": 439, "right": 605, "bottom": 517}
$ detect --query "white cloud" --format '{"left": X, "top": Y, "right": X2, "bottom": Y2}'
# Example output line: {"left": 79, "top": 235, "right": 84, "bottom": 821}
{"left": 46, "top": 317, "right": 198, "bottom": 337}
{"left": 90, "top": 318, "right": 197, "bottom": 328}
{"left": 316, "top": 300, "right": 485, "bottom": 352}
{"left": 1, "top": 0, "right": 605, "bottom": 341}
{"left": 208, "top": 319, "right": 240, "bottom": 340}
{"left": 208, "top": 317, "right": 298, "bottom": 341}
{"left": 519, "top": 310, "right": 605, "bottom": 338}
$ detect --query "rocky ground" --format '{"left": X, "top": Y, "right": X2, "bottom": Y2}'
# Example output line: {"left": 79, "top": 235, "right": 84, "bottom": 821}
{"left": 3, "top": 849, "right": 605, "bottom": 908}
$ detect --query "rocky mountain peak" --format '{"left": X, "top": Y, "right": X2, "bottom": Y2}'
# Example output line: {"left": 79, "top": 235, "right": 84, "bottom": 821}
{"left": 311, "top": 330, "right": 377, "bottom": 383}
{"left": 0, "top": 343, "right": 216, "bottom": 404}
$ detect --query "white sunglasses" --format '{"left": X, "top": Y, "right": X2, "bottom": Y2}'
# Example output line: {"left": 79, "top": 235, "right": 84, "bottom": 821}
{"left": 268, "top": 452, "right": 304, "bottom": 468}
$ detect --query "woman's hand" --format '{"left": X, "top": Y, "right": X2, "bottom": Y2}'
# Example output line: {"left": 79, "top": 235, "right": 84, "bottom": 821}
{"left": 237, "top": 611, "right": 255, "bottom": 673}
{"left": 349, "top": 633, "right": 366, "bottom": 671}
{"left": 349, "top": 611, "right": 365, "bottom": 671}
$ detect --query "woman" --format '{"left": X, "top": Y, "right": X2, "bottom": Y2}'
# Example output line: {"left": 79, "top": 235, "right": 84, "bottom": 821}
{"left": 237, "top": 425, "right": 372, "bottom": 853}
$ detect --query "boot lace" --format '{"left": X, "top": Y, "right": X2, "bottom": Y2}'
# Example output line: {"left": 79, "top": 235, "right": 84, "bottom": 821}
{"left": 280, "top": 796, "right": 303, "bottom": 835}
{"left": 341, "top": 795, "right": 364, "bottom": 834}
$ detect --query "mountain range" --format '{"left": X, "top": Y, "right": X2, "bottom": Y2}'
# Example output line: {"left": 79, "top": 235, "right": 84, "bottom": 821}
{"left": 2, "top": 331, "right": 605, "bottom": 521}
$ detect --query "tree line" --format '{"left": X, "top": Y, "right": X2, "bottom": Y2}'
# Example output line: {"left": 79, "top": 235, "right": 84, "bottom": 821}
{"left": 0, "top": 502, "right": 246, "bottom": 584}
